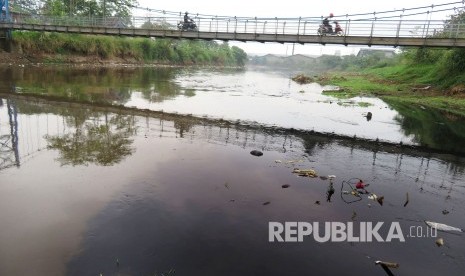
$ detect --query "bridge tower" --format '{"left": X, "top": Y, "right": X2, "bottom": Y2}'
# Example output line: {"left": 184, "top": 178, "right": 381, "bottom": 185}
{"left": 0, "top": 0, "right": 12, "bottom": 52}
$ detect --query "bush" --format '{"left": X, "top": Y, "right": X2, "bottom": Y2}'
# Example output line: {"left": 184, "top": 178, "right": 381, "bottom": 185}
{"left": 11, "top": 31, "right": 248, "bottom": 66}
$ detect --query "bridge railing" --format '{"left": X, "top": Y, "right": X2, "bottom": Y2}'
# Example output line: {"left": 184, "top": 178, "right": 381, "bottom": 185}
{"left": 6, "top": 14, "right": 465, "bottom": 40}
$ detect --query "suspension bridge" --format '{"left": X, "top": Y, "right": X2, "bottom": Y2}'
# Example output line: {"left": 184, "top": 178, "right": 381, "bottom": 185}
{"left": 1, "top": 1, "right": 465, "bottom": 47}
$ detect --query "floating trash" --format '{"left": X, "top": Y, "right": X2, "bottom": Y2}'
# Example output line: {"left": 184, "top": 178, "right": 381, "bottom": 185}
{"left": 282, "top": 184, "right": 290, "bottom": 188}
{"left": 368, "top": 193, "right": 384, "bottom": 206}
{"left": 435, "top": 237, "right": 444, "bottom": 247}
{"left": 250, "top": 150, "right": 263, "bottom": 156}
{"left": 375, "top": 260, "right": 399, "bottom": 268}
{"left": 275, "top": 159, "right": 305, "bottom": 164}
{"left": 340, "top": 178, "right": 363, "bottom": 204}
{"left": 351, "top": 210, "right": 357, "bottom": 221}
{"left": 404, "top": 192, "right": 409, "bottom": 207}
{"left": 425, "top": 221, "right": 463, "bottom": 233}
{"left": 262, "top": 201, "right": 270, "bottom": 205}
{"left": 442, "top": 210, "right": 450, "bottom": 215}
{"left": 375, "top": 260, "right": 399, "bottom": 275}
{"left": 292, "top": 168, "right": 318, "bottom": 177}
{"left": 355, "top": 180, "right": 369, "bottom": 189}
{"left": 326, "top": 182, "right": 335, "bottom": 202}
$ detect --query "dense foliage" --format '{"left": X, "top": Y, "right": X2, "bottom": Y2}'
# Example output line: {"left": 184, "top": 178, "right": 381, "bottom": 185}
{"left": 10, "top": 0, "right": 137, "bottom": 17}
{"left": 12, "top": 31, "right": 248, "bottom": 66}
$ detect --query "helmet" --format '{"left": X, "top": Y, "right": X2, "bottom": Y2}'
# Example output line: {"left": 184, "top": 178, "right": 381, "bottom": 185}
{"left": 185, "top": 12, "right": 188, "bottom": 15}
{"left": 329, "top": 13, "right": 334, "bottom": 17}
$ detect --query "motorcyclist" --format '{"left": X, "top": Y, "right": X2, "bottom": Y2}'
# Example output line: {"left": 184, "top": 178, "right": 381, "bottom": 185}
{"left": 322, "top": 13, "right": 334, "bottom": 33}
{"left": 182, "top": 12, "right": 196, "bottom": 30}
{"left": 334, "top": 21, "right": 342, "bottom": 33}
{"left": 184, "top": 12, "right": 190, "bottom": 24}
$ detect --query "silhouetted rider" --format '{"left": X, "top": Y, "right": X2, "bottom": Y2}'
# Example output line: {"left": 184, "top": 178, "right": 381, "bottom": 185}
{"left": 184, "top": 12, "right": 190, "bottom": 23}
{"left": 323, "top": 13, "right": 334, "bottom": 32}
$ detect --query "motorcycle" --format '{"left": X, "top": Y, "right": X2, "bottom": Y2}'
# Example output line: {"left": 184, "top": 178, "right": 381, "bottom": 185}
{"left": 177, "top": 19, "right": 198, "bottom": 31}
{"left": 317, "top": 22, "right": 343, "bottom": 36}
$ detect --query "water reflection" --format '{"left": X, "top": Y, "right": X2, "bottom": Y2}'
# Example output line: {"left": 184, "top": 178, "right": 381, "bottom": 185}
{"left": 45, "top": 113, "right": 136, "bottom": 166}
{"left": 0, "top": 98, "right": 20, "bottom": 170}
{"left": 1, "top": 98, "right": 465, "bottom": 275}
{"left": 386, "top": 98, "right": 465, "bottom": 154}
{"left": 2, "top": 65, "right": 465, "bottom": 153}
{"left": 0, "top": 65, "right": 189, "bottom": 104}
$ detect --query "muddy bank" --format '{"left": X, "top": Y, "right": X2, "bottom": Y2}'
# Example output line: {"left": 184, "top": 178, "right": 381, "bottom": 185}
{"left": 0, "top": 49, "right": 163, "bottom": 66}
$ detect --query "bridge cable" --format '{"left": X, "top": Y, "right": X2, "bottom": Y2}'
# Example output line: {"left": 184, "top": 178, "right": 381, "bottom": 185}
{"left": 129, "top": 1, "right": 463, "bottom": 21}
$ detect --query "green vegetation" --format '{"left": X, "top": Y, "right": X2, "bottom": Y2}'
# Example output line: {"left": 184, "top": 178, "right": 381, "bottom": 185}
{"left": 316, "top": 60, "right": 465, "bottom": 116}
{"left": 12, "top": 32, "right": 247, "bottom": 66}
{"left": 12, "top": 0, "right": 136, "bottom": 18}
{"left": 383, "top": 98, "right": 465, "bottom": 152}
{"left": 357, "top": 102, "right": 373, "bottom": 107}
{"left": 306, "top": 11, "right": 465, "bottom": 116}
{"left": 9, "top": 0, "right": 247, "bottom": 67}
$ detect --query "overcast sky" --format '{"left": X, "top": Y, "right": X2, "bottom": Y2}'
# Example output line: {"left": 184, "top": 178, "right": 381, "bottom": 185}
{"left": 134, "top": 0, "right": 460, "bottom": 55}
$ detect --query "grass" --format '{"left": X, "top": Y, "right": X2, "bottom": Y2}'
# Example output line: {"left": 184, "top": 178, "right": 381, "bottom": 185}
{"left": 316, "top": 69, "right": 465, "bottom": 116}
{"left": 320, "top": 72, "right": 406, "bottom": 98}
{"left": 11, "top": 31, "right": 248, "bottom": 66}
{"left": 358, "top": 101, "right": 373, "bottom": 107}
{"left": 381, "top": 95, "right": 465, "bottom": 117}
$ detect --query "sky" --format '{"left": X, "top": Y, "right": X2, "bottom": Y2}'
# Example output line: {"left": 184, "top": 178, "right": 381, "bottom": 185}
{"left": 134, "top": 0, "right": 461, "bottom": 56}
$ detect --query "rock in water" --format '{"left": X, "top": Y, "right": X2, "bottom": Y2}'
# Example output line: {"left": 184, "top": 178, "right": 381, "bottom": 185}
{"left": 250, "top": 150, "right": 263, "bottom": 156}
{"left": 366, "top": 112, "right": 373, "bottom": 121}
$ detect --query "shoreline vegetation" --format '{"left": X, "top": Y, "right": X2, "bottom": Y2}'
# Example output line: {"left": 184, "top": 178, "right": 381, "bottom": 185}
{"left": 290, "top": 48, "right": 465, "bottom": 117}
{"left": 2, "top": 31, "right": 248, "bottom": 67}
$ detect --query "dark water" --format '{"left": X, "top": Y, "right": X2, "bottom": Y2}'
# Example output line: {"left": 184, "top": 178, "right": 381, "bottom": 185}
{"left": 1, "top": 66, "right": 465, "bottom": 276}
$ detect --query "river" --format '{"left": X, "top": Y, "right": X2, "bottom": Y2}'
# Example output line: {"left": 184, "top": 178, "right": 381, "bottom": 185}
{"left": 0, "top": 65, "right": 464, "bottom": 276}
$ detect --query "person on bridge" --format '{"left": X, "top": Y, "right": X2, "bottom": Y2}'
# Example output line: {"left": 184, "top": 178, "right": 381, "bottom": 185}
{"left": 184, "top": 12, "right": 190, "bottom": 24}
{"left": 323, "top": 13, "right": 334, "bottom": 32}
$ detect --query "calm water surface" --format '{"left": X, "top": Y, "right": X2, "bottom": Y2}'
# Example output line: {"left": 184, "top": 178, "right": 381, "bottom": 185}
{"left": 0, "top": 65, "right": 465, "bottom": 276}
{"left": 2, "top": 65, "right": 465, "bottom": 152}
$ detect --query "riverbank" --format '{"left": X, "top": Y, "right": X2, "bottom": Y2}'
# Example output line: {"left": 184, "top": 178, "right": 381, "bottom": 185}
{"left": 0, "top": 49, "right": 245, "bottom": 70}
{"left": 1, "top": 31, "right": 248, "bottom": 67}
{"left": 313, "top": 71, "right": 465, "bottom": 117}
{"left": 0, "top": 49, "right": 137, "bottom": 66}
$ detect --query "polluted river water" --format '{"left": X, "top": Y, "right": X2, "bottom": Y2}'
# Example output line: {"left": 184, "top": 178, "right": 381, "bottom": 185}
{"left": 0, "top": 65, "right": 465, "bottom": 275}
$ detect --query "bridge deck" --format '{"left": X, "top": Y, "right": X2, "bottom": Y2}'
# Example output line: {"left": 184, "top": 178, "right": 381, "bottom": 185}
{"left": 1, "top": 14, "right": 465, "bottom": 47}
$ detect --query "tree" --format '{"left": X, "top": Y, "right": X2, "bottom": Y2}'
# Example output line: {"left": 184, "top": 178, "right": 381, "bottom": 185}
{"left": 42, "top": 0, "right": 67, "bottom": 16}
{"left": 231, "top": 46, "right": 247, "bottom": 66}
{"left": 46, "top": 113, "right": 136, "bottom": 166}
{"left": 10, "top": 0, "right": 42, "bottom": 14}
{"left": 42, "top": 0, "right": 138, "bottom": 18}
{"left": 442, "top": 10, "right": 465, "bottom": 38}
